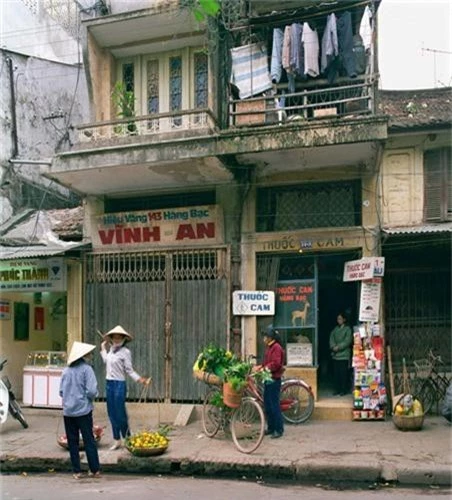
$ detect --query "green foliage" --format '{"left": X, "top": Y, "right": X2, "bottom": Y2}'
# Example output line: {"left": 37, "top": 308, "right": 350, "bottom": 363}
{"left": 224, "top": 361, "right": 252, "bottom": 392}
{"left": 194, "top": 344, "right": 235, "bottom": 377}
{"left": 111, "top": 81, "right": 135, "bottom": 118}
{"left": 210, "top": 391, "right": 225, "bottom": 407}
{"left": 252, "top": 367, "right": 273, "bottom": 384}
{"left": 191, "top": 0, "right": 220, "bottom": 22}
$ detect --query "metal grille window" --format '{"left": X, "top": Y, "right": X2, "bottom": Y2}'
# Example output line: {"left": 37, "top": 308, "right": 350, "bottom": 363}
{"left": 256, "top": 181, "right": 361, "bottom": 232}
{"left": 194, "top": 52, "right": 208, "bottom": 108}
{"left": 147, "top": 59, "right": 159, "bottom": 114}
{"left": 170, "top": 56, "right": 182, "bottom": 126}
{"left": 86, "top": 249, "right": 227, "bottom": 284}
{"left": 424, "top": 147, "right": 452, "bottom": 222}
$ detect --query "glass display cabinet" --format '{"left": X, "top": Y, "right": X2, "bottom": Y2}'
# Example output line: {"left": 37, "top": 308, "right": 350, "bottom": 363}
{"left": 23, "top": 351, "right": 67, "bottom": 408}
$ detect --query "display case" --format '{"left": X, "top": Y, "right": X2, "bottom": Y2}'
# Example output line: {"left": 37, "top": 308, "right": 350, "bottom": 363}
{"left": 23, "top": 351, "right": 67, "bottom": 408}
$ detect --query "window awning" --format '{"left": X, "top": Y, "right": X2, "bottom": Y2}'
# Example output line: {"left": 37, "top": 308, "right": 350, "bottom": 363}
{"left": 382, "top": 223, "right": 452, "bottom": 236}
{"left": 0, "top": 242, "right": 89, "bottom": 260}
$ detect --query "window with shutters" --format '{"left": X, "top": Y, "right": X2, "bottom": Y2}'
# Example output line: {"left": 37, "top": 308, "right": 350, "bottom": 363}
{"left": 424, "top": 148, "right": 452, "bottom": 222}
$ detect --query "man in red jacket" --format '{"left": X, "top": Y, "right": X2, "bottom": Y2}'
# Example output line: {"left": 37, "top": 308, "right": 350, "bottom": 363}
{"left": 259, "top": 328, "right": 285, "bottom": 439}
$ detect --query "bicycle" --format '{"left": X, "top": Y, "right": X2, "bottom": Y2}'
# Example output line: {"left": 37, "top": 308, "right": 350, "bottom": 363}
{"left": 202, "top": 381, "right": 265, "bottom": 454}
{"left": 244, "top": 362, "right": 315, "bottom": 424}
{"left": 412, "top": 349, "right": 451, "bottom": 414}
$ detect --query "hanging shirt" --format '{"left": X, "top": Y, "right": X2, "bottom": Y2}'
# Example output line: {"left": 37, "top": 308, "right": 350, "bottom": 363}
{"left": 282, "top": 25, "right": 292, "bottom": 72}
{"left": 290, "top": 22, "right": 304, "bottom": 78}
{"left": 321, "top": 13, "right": 338, "bottom": 73}
{"left": 101, "top": 344, "right": 141, "bottom": 382}
{"left": 359, "top": 5, "right": 373, "bottom": 52}
{"left": 302, "top": 22, "right": 319, "bottom": 78}
{"left": 59, "top": 360, "right": 98, "bottom": 417}
{"left": 270, "top": 28, "right": 284, "bottom": 83}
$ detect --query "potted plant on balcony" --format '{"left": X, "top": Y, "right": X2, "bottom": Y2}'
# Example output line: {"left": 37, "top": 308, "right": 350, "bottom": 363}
{"left": 111, "top": 81, "right": 136, "bottom": 134}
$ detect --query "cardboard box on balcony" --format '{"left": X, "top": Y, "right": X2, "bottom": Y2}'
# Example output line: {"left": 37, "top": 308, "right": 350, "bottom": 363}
{"left": 235, "top": 99, "right": 267, "bottom": 126}
{"left": 313, "top": 107, "right": 338, "bottom": 118}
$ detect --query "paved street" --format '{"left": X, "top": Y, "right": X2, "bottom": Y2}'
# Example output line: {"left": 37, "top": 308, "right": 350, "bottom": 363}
{"left": 1, "top": 473, "right": 451, "bottom": 500}
{"left": 0, "top": 406, "right": 451, "bottom": 487}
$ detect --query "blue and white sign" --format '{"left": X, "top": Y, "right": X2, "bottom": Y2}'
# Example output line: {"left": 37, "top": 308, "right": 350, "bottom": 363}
{"left": 232, "top": 291, "right": 275, "bottom": 316}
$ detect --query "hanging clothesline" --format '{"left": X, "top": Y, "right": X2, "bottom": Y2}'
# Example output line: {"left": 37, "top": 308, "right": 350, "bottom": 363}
{"left": 228, "top": 0, "right": 375, "bottom": 32}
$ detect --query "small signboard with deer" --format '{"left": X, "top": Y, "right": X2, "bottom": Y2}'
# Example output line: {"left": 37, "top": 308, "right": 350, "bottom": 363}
{"left": 274, "top": 279, "right": 316, "bottom": 329}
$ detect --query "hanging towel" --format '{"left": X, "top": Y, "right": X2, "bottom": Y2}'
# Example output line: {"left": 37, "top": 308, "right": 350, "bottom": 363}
{"left": 359, "top": 5, "right": 373, "bottom": 52}
{"left": 282, "top": 26, "right": 292, "bottom": 72}
{"left": 270, "top": 28, "right": 284, "bottom": 83}
{"left": 302, "top": 22, "right": 319, "bottom": 78}
{"left": 230, "top": 43, "right": 272, "bottom": 99}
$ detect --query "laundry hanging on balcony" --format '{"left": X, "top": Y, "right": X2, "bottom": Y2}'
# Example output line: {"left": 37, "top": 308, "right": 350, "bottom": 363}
{"left": 230, "top": 43, "right": 272, "bottom": 99}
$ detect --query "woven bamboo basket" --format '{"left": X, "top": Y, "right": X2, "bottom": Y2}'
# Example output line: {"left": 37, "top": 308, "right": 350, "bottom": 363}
{"left": 392, "top": 359, "right": 424, "bottom": 431}
{"left": 125, "top": 443, "right": 168, "bottom": 457}
{"left": 193, "top": 369, "right": 222, "bottom": 386}
{"left": 392, "top": 413, "right": 424, "bottom": 431}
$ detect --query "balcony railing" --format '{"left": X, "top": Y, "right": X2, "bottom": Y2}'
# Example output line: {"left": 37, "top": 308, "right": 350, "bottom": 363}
{"left": 77, "top": 108, "right": 217, "bottom": 144}
{"left": 230, "top": 78, "right": 376, "bottom": 127}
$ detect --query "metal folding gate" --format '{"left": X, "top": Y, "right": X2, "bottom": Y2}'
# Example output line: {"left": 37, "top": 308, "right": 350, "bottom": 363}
{"left": 84, "top": 248, "right": 230, "bottom": 402}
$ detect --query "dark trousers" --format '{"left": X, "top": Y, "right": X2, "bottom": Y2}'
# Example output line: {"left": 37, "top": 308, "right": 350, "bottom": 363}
{"left": 333, "top": 359, "right": 350, "bottom": 394}
{"left": 64, "top": 411, "right": 100, "bottom": 474}
{"left": 263, "top": 378, "right": 283, "bottom": 434}
{"left": 106, "top": 380, "right": 130, "bottom": 440}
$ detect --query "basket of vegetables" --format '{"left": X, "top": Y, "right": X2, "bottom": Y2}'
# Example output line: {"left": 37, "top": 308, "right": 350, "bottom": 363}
{"left": 125, "top": 430, "right": 170, "bottom": 457}
{"left": 57, "top": 424, "right": 104, "bottom": 449}
{"left": 193, "top": 344, "right": 235, "bottom": 386}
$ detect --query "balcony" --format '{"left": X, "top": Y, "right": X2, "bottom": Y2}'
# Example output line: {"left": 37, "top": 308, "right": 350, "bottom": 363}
{"left": 75, "top": 108, "right": 217, "bottom": 150}
{"left": 230, "top": 77, "right": 375, "bottom": 127}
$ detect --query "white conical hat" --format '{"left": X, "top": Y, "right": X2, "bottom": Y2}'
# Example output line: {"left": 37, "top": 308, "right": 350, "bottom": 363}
{"left": 67, "top": 341, "right": 96, "bottom": 365}
{"left": 103, "top": 325, "right": 133, "bottom": 341}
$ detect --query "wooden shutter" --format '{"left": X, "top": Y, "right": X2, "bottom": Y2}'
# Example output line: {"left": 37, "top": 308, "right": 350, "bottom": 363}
{"left": 424, "top": 148, "right": 451, "bottom": 221}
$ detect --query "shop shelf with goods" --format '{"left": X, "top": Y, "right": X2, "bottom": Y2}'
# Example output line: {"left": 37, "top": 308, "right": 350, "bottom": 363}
{"left": 351, "top": 323, "right": 387, "bottom": 421}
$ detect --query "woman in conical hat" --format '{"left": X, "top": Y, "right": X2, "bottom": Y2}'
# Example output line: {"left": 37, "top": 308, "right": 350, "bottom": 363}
{"left": 59, "top": 342, "right": 101, "bottom": 479}
{"left": 100, "top": 325, "right": 148, "bottom": 450}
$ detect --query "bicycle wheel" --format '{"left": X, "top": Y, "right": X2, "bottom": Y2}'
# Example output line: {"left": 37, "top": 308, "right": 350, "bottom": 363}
{"left": 9, "top": 399, "right": 29, "bottom": 429}
{"left": 230, "top": 397, "right": 264, "bottom": 454}
{"left": 280, "top": 380, "right": 315, "bottom": 424}
{"left": 202, "top": 388, "right": 222, "bottom": 437}
{"left": 411, "top": 378, "right": 435, "bottom": 414}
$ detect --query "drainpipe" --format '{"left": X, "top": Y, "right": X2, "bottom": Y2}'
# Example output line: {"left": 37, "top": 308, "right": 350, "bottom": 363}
{"left": 7, "top": 57, "right": 18, "bottom": 158}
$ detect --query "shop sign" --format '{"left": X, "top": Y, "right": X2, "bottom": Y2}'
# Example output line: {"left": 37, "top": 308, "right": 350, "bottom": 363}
{"left": 343, "top": 257, "right": 385, "bottom": 282}
{"left": 92, "top": 205, "right": 224, "bottom": 249}
{"left": 359, "top": 278, "right": 382, "bottom": 322}
{"left": 0, "top": 258, "right": 66, "bottom": 292}
{"left": 232, "top": 291, "right": 274, "bottom": 315}
{"left": 0, "top": 299, "right": 11, "bottom": 319}
{"left": 286, "top": 343, "right": 312, "bottom": 366}
{"left": 274, "top": 280, "right": 316, "bottom": 329}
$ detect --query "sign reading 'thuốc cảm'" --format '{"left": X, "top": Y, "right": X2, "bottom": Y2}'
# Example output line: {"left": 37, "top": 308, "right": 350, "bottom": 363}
{"left": 92, "top": 205, "right": 224, "bottom": 249}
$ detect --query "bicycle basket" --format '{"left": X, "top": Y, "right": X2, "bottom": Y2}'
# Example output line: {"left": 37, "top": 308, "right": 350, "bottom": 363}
{"left": 413, "top": 359, "right": 432, "bottom": 379}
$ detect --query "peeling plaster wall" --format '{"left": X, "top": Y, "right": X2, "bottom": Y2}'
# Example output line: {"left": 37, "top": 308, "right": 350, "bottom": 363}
{"left": 0, "top": 51, "right": 89, "bottom": 223}
{"left": 381, "top": 131, "right": 450, "bottom": 227}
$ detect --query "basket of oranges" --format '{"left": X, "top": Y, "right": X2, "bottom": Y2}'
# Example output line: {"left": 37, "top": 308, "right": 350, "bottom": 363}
{"left": 125, "top": 429, "right": 170, "bottom": 457}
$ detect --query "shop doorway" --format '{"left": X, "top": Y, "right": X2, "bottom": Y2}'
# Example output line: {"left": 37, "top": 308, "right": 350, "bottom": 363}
{"left": 256, "top": 251, "right": 359, "bottom": 394}
{"left": 317, "top": 252, "right": 359, "bottom": 393}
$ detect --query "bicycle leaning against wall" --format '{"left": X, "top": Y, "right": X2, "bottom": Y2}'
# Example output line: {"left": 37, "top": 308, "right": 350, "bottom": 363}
{"left": 412, "top": 349, "right": 451, "bottom": 414}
